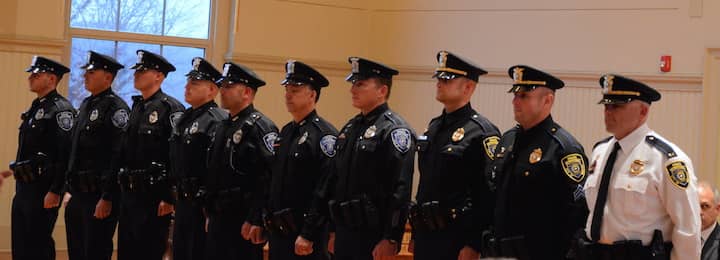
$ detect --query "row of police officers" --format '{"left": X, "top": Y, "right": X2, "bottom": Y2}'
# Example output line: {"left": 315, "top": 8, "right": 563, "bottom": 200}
{"left": 4, "top": 49, "right": 699, "bottom": 260}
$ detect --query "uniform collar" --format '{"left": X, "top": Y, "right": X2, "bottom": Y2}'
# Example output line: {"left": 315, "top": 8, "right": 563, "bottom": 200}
{"left": 442, "top": 103, "right": 473, "bottom": 123}
{"left": 360, "top": 102, "right": 388, "bottom": 123}
{"left": 132, "top": 89, "right": 163, "bottom": 103}
{"left": 295, "top": 109, "right": 318, "bottom": 126}
{"left": 35, "top": 89, "right": 59, "bottom": 105}
{"left": 230, "top": 103, "right": 255, "bottom": 121}
{"left": 519, "top": 115, "right": 555, "bottom": 135}
{"left": 193, "top": 100, "right": 218, "bottom": 112}
{"left": 702, "top": 222, "right": 718, "bottom": 245}
{"left": 615, "top": 123, "right": 651, "bottom": 152}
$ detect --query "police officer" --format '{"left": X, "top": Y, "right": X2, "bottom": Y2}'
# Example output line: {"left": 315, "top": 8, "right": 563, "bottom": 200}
{"left": 205, "top": 61, "right": 278, "bottom": 260}
{"left": 1, "top": 56, "right": 73, "bottom": 260}
{"left": 170, "top": 57, "right": 227, "bottom": 260}
{"left": 491, "top": 65, "right": 588, "bottom": 260}
{"left": 322, "top": 57, "right": 414, "bottom": 259}
{"left": 117, "top": 50, "right": 184, "bottom": 260}
{"left": 411, "top": 51, "right": 500, "bottom": 260}
{"left": 267, "top": 60, "right": 337, "bottom": 260}
{"left": 65, "top": 51, "right": 129, "bottom": 260}
{"left": 582, "top": 75, "right": 700, "bottom": 260}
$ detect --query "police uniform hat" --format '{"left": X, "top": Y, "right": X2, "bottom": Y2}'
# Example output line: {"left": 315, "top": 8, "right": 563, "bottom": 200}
{"left": 345, "top": 57, "right": 399, "bottom": 83}
{"left": 25, "top": 56, "right": 70, "bottom": 77}
{"left": 185, "top": 57, "right": 222, "bottom": 84}
{"left": 598, "top": 74, "right": 661, "bottom": 104}
{"left": 281, "top": 60, "right": 329, "bottom": 89}
{"left": 80, "top": 51, "right": 124, "bottom": 73}
{"left": 130, "top": 50, "right": 176, "bottom": 75}
{"left": 507, "top": 65, "right": 564, "bottom": 93}
{"left": 433, "top": 50, "right": 487, "bottom": 82}
{"left": 217, "top": 62, "right": 266, "bottom": 89}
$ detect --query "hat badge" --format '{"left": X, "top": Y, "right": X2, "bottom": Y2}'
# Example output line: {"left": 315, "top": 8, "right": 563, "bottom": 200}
{"left": 137, "top": 51, "right": 144, "bottom": 64}
{"left": 513, "top": 67, "right": 524, "bottom": 83}
{"left": 192, "top": 58, "right": 202, "bottom": 71}
{"left": 31, "top": 56, "right": 38, "bottom": 67}
{"left": 438, "top": 51, "right": 448, "bottom": 68}
{"left": 350, "top": 57, "right": 360, "bottom": 73}
{"left": 602, "top": 75, "right": 614, "bottom": 94}
{"left": 287, "top": 60, "right": 295, "bottom": 74}
{"left": 222, "top": 63, "right": 231, "bottom": 77}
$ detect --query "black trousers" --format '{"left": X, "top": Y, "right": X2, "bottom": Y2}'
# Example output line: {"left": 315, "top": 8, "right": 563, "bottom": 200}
{"left": 268, "top": 229, "right": 330, "bottom": 260}
{"left": 205, "top": 211, "right": 264, "bottom": 260}
{"left": 333, "top": 226, "right": 382, "bottom": 260}
{"left": 117, "top": 192, "right": 171, "bottom": 260}
{"left": 173, "top": 199, "right": 207, "bottom": 260}
{"left": 65, "top": 192, "right": 118, "bottom": 260}
{"left": 11, "top": 183, "right": 59, "bottom": 260}
{"left": 413, "top": 223, "right": 466, "bottom": 260}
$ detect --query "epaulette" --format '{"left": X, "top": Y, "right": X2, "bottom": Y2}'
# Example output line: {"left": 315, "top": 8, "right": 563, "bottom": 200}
{"left": 310, "top": 116, "right": 335, "bottom": 134}
{"left": 207, "top": 106, "right": 228, "bottom": 121}
{"left": 593, "top": 136, "right": 613, "bottom": 149}
{"left": 645, "top": 135, "right": 677, "bottom": 158}
{"left": 469, "top": 113, "right": 500, "bottom": 135}
{"left": 549, "top": 125, "right": 582, "bottom": 152}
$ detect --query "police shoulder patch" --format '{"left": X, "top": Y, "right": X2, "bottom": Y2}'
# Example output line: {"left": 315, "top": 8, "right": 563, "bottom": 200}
{"left": 263, "top": 132, "right": 278, "bottom": 153}
{"left": 112, "top": 109, "right": 129, "bottom": 129}
{"left": 391, "top": 128, "right": 412, "bottom": 154}
{"left": 320, "top": 135, "right": 337, "bottom": 158}
{"left": 666, "top": 161, "right": 690, "bottom": 189}
{"left": 56, "top": 111, "right": 74, "bottom": 131}
{"left": 561, "top": 153, "right": 586, "bottom": 183}
{"left": 169, "top": 111, "right": 183, "bottom": 129}
{"left": 483, "top": 136, "right": 500, "bottom": 160}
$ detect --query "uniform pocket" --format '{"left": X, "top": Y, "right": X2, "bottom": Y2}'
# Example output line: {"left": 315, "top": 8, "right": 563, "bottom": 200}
{"left": 614, "top": 176, "right": 649, "bottom": 216}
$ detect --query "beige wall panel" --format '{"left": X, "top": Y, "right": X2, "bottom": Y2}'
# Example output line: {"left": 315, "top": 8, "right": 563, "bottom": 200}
{"left": 15, "top": 0, "right": 67, "bottom": 40}
{"left": 233, "top": 0, "right": 371, "bottom": 62}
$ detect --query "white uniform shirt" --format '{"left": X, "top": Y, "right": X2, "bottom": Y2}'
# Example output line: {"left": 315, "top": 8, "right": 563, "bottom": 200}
{"left": 584, "top": 123, "right": 700, "bottom": 260}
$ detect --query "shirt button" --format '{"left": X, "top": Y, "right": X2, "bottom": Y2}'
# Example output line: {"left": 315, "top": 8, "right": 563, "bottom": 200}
{"left": 524, "top": 171, "right": 530, "bottom": 176}
{"left": 294, "top": 153, "right": 299, "bottom": 157}
{"left": 147, "top": 130, "right": 152, "bottom": 134}
{"left": 447, "top": 147, "right": 453, "bottom": 152}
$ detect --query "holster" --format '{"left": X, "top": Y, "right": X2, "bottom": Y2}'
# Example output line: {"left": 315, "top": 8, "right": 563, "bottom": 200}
{"left": 408, "top": 201, "right": 457, "bottom": 232}
{"left": 208, "top": 187, "right": 247, "bottom": 214}
{"left": 10, "top": 153, "right": 49, "bottom": 183}
{"left": 265, "top": 208, "right": 299, "bottom": 236}
{"left": 68, "top": 170, "right": 102, "bottom": 192}
{"left": 331, "top": 196, "right": 380, "bottom": 230}
{"left": 481, "top": 229, "right": 499, "bottom": 257}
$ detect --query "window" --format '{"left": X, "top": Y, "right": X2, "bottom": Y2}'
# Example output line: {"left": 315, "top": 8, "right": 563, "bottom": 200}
{"left": 68, "top": 0, "right": 212, "bottom": 107}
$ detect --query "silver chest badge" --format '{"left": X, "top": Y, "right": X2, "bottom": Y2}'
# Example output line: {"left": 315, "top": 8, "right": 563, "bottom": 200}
{"left": 189, "top": 121, "right": 199, "bottom": 134}
{"left": 232, "top": 129, "right": 243, "bottom": 144}
{"left": 149, "top": 111, "right": 158, "bottom": 124}
{"left": 364, "top": 125, "right": 377, "bottom": 139}
{"left": 34, "top": 108, "right": 45, "bottom": 120}
{"left": 90, "top": 109, "right": 99, "bottom": 121}
{"left": 298, "top": 131, "right": 308, "bottom": 144}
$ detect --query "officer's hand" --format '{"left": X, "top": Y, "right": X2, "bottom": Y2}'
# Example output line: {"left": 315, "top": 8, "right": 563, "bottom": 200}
{"left": 205, "top": 217, "right": 210, "bottom": 233}
{"left": 457, "top": 246, "right": 480, "bottom": 260}
{"left": 408, "top": 239, "right": 415, "bottom": 253}
{"left": 294, "top": 235, "right": 314, "bottom": 256}
{"left": 157, "top": 200, "right": 174, "bottom": 216}
{"left": 62, "top": 192, "right": 72, "bottom": 208}
{"left": 0, "top": 170, "right": 12, "bottom": 191}
{"left": 328, "top": 232, "right": 335, "bottom": 254}
{"left": 241, "top": 221, "right": 252, "bottom": 240}
{"left": 372, "top": 239, "right": 398, "bottom": 259}
{"left": 248, "top": 225, "right": 266, "bottom": 244}
{"left": 43, "top": 191, "right": 61, "bottom": 209}
{"left": 93, "top": 199, "right": 112, "bottom": 219}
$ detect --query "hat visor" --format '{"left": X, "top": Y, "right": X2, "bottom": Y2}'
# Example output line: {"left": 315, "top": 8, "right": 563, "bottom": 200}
{"left": 281, "top": 78, "right": 308, "bottom": 86}
{"left": 507, "top": 85, "right": 539, "bottom": 93}
{"left": 80, "top": 63, "right": 95, "bottom": 70}
{"left": 345, "top": 73, "right": 367, "bottom": 83}
{"left": 597, "top": 97, "right": 633, "bottom": 105}
{"left": 130, "top": 63, "right": 145, "bottom": 70}
{"left": 25, "top": 67, "right": 42, "bottom": 73}
{"left": 433, "top": 71, "right": 459, "bottom": 80}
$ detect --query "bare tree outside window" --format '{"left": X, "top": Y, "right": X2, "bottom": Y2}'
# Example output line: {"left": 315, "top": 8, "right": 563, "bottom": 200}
{"left": 69, "top": 0, "right": 211, "bottom": 107}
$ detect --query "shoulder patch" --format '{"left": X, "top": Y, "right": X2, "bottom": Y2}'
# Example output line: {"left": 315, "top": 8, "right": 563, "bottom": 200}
{"left": 263, "top": 132, "right": 278, "bottom": 153}
{"left": 666, "top": 161, "right": 689, "bottom": 189}
{"left": 391, "top": 128, "right": 412, "bottom": 154}
{"left": 56, "top": 111, "right": 74, "bottom": 131}
{"left": 169, "top": 111, "right": 183, "bottom": 129}
{"left": 561, "top": 153, "right": 586, "bottom": 183}
{"left": 483, "top": 136, "right": 500, "bottom": 160}
{"left": 320, "top": 135, "right": 337, "bottom": 157}
{"left": 112, "top": 109, "right": 129, "bottom": 129}
{"left": 645, "top": 135, "right": 677, "bottom": 158}
{"left": 593, "top": 136, "right": 613, "bottom": 149}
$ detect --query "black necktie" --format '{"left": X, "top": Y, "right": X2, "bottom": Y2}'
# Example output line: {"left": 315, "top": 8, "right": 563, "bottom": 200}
{"left": 590, "top": 142, "right": 621, "bottom": 241}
